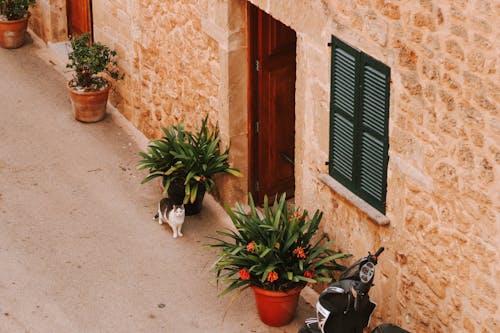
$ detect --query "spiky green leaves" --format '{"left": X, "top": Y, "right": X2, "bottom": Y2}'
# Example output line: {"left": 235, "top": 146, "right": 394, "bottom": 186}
{"left": 137, "top": 116, "right": 242, "bottom": 204}
{"left": 210, "top": 193, "right": 351, "bottom": 294}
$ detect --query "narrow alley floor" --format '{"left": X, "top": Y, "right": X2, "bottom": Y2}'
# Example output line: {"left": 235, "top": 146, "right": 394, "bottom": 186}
{"left": 0, "top": 37, "right": 312, "bottom": 332}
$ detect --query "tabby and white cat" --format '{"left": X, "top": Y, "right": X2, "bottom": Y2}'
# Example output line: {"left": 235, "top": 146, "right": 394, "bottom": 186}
{"left": 155, "top": 198, "right": 185, "bottom": 238}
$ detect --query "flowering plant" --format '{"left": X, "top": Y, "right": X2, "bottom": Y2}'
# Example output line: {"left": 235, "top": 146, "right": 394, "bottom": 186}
{"left": 211, "top": 193, "right": 351, "bottom": 295}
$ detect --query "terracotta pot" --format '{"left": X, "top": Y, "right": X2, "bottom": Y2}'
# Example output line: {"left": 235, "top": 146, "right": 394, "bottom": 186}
{"left": 0, "top": 16, "right": 29, "bottom": 49}
{"left": 251, "top": 285, "right": 304, "bottom": 327}
{"left": 67, "top": 81, "right": 110, "bottom": 123}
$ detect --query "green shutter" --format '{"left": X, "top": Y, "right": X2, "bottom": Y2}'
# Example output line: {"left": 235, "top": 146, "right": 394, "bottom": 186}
{"left": 359, "top": 57, "right": 390, "bottom": 213}
{"left": 329, "top": 36, "right": 359, "bottom": 189}
{"left": 329, "top": 35, "right": 390, "bottom": 214}
{"left": 332, "top": 114, "right": 354, "bottom": 182}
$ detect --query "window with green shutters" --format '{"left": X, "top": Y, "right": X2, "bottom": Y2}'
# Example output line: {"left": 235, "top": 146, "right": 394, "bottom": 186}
{"left": 328, "top": 35, "right": 390, "bottom": 214}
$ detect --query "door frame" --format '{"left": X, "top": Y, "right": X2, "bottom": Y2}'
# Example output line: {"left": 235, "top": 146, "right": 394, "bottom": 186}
{"left": 248, "top": 3, "right": 259, "bottom": 199}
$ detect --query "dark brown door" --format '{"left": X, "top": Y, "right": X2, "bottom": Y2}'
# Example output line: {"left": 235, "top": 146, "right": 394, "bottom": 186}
{"left": 67, "top": 0, "right": 92, "bottom": 37}
{"left": 249, "top": 5, "right": 297, "bottom": 203}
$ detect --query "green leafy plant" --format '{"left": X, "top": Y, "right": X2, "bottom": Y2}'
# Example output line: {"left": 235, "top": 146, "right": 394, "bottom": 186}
{"left": 210, "top": 193, "right": 351, "bottom": 295}
{"left": 137, "top": 116, "right": 242, "bottom": 204}
{"left": 138, "top": 123, "right": 189, "bottom": 195}
{"left": 0, "top": 0, "right": 35, "bottom": 21}
{"left": 66, "top": 33, "right": 122, "bottom": 91}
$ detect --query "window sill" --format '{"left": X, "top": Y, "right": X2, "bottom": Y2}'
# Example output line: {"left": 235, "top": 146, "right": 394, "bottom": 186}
{"left": 318, "top": 174, "right": 390, "bottom": 226}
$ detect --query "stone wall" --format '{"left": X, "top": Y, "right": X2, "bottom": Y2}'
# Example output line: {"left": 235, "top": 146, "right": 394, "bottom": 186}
{"left": 29, "top": 0, "right": 498, "bottom": 331}
{"left": 29, "top": 0, "right": 66, "bottom": 42}
{"left": 91, "top": 0, "right": 247, "bottom": 201}
{"left": 103, "top": 0, "right": 224, "bottom": 139}
{"left": 254, "top": 1, "right": 498, "bottom": 332}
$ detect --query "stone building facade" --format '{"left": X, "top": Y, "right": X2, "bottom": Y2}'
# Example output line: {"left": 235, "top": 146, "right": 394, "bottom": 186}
{"left": 30, "top": 0, "right": 498, "bottom": 331}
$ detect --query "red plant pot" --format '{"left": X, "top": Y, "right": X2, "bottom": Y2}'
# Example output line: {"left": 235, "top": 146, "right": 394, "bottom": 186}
{"left": 251, "top": 285, "right": 303, "bottom": 327}
{"left": 67, "top": 81, "right": 110, "bottom": 123}
{"left": 0, "top": 16, "right": 29, "bottom": 49}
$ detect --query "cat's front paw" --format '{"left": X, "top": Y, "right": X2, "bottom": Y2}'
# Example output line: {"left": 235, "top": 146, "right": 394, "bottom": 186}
{"left": 172, "top": 233, "right": 178, "bottom": 238}
{"left": 178, "top": 232, "right": 183, "bottom": 237}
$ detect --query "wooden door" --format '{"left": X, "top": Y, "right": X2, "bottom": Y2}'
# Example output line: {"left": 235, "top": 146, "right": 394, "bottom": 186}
{"left": 67, "top": 0, "right": 92, "bottom": 37}
{"left": 249, "top": 5, "right": 297, "bottom": 203}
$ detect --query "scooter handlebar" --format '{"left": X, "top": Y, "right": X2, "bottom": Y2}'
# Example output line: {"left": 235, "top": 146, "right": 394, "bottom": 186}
{"left": 374, "top": 247, "right": 385, "bottom": 257}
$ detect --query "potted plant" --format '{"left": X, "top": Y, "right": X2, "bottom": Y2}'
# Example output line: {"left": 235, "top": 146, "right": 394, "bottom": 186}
{"left": 210, "top": 193, "right": 351, "bottom": 327}
{"left": 66, "top": 33, "right": 122, "bottom": 122}
{"left": 137, "top": 116, "right": 242, "bottom": 215}
{"left": 0, "top": 0, "right": 36, "bottom": 48}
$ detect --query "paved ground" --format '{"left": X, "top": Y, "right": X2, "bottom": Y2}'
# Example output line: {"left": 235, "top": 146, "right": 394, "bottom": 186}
{"left": 0, "top": 37, "right": 314, "bottom": 332}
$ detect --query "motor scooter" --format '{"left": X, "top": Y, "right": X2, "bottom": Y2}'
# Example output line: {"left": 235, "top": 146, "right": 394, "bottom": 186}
{"left": 299, "top": 247, "right": 409, "bottom": 333}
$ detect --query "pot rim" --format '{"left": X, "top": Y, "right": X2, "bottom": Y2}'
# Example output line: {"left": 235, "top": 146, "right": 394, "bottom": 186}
{"left": 251, "top": 284, "right": 304, "bottom": 297}
{"left": 0, "top": 14, "right": 30, "bottom": 23}
{"left": 67, "top": 80, "right": 110, "bottom": 95}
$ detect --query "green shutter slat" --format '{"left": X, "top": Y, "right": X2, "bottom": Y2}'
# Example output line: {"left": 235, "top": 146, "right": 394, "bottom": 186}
{"left": 334, "top": 85, "right": 355, "bottom": 110}
{"left": 333, "top": 48, "right": 356, "bottom": 117}
{"left": 365, "top": 65, "right": 386, "bottom": 79}
{"left": 332, "top": 114, "right": 354, "bottom": 181}
{"left": 333, "top": 84, "right": 355, "bottom": 115}
{"left": 361, "top": 64, "right": 388, "bottom": 137}
{"left": 364, "top": 84, "right": 385, "bottom": 99}
{"left": 360, "top": 133, "right": 384, "bottom": 200}
{"left": 335, "top": 49, "right": 356, "bottom": 71}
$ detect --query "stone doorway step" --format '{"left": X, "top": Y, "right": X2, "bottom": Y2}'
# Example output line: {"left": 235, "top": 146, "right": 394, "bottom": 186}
{"left": 47, "top": 41, "right": 71, "bottom": 66}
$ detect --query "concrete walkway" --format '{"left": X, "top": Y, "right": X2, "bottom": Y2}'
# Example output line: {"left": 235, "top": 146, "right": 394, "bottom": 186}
{"left": 0, "top": 37, "right": 314, "bottom": 333}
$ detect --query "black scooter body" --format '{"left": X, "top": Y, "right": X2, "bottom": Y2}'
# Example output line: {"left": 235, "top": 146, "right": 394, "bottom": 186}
{"left": 320, "top": 292, "right": 376, "bottom": 332}
{"left": 299, "top": 247, "right": 410, "bottom": 333}
{"left": 299, "top": 322, "right": 408, "bottom": 333}
{"left": 298, "top": 282, "right": 376, "bottom": 333}
{"left": 371, "top": 323, "right": 410, "bottom": 333}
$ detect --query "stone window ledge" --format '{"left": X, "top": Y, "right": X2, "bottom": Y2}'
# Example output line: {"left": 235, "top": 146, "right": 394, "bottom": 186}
{"left": 318, "top": 174, "right": 390, "bottom": 226}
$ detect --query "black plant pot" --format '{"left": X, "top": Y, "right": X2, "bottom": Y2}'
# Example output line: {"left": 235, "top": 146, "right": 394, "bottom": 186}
{"left": 167, "top": 180, "right": 206, "bottom": 216}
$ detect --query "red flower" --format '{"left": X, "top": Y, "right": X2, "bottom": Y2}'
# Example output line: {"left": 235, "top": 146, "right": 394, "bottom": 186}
{"left": 304, "top": 271, "right": 314, "bottom": 279}
{"left": 289, "top": 210, "right": 303, "bottom": 222}
{"left": 246, "top": 241, "right": 256, "bottom": 252}
{"left": 267, "top": 271, "right": 278, "bottom": 283}
{"left": 293, "top": 246, "right": 307, "bottom": 259}
{"left": 239, "top": 268, "right": 250, "bottom": 280}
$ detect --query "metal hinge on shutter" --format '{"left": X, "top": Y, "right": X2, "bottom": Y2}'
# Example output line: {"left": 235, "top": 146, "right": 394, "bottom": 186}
{"left": 255, "top": 181, "right": 260, "bottom": 192}
{"left": 255, "top": 60, "right": 260, "bottom": 72}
